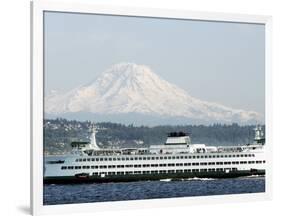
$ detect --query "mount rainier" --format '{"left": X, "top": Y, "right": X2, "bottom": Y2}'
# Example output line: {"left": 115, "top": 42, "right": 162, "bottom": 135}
{"left": 45, "top": 63, "right": 262, "bottom": 125}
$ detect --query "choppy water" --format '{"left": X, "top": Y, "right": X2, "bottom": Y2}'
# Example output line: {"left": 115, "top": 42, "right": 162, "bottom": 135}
{"left": 43, "top": 176, "right": 265, "bottom": 205}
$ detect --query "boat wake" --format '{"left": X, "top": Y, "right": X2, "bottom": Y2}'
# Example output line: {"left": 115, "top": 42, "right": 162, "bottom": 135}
{"left": 159, "top": 178, "right": 172, "bottom": 182}
{"left": 181, "top": 177, "right": 216, "bottom": 181}
{"left": 244, "top": 175, "right": 265, "bottom": 178}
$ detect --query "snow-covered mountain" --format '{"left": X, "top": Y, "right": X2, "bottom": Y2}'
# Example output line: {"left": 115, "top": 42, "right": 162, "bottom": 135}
{"left": 45, "top": 63, "right": 262, "bottom": 125}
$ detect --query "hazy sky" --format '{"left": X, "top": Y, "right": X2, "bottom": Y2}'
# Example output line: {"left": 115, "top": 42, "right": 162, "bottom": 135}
{"left": 44, "top": 12, "right": 265, "bottom": 115}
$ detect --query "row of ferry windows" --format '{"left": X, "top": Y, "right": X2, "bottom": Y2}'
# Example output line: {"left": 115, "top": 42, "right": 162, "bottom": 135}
{"left": 75, "top": 154, "right": 256, "bottom": 162}
{"left": 62, "top": 160, "right": 265, "bottom": 170}
{"left": 93, "top": 168, "right": 238, "bottom": 175}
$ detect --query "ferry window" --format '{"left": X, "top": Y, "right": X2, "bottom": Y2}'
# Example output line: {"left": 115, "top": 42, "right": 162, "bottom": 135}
{"left": 61, "top": 166, "right": 66, "bottom": 170}
{"left": 168, "top": 170, "right": 174, "bottom": 173}
{"left": 160, "top": 157, "right": 163, "bottom": 160}
{"left": 134, "top": 157, "right": 138, "bottom": 160}
{"left": 79, "top": 159, "right": 82, "bottom": 162}
{"left": 151, "top": 157, "right": 155, "bottom": 160}
{"left": 196, "top": 156, "right": 200, "bottom": 159}
{"left": 143, "top": 157, "right": 146, "bottom": 160}
{"left": 126, "top": 158, "right": 129, "bottom": 161}
{"left": 168, "top": 163, "right": 175, "bottom": 167}
{"left": 263, "top": 160, "right": 266, "bottom": 163}
{"left": 164, "top": 157, "right": 167, "bottom": 159}
{"left": 200, "top": 162, "right": 207, "bottom": 165}
{"left": 113, "top": 158, "right": 116, "bottom": 161}
{"left": 116, "top": 158, "right": 120, "bottom": 161}
{"left": 104, "top": 158, "right": 108, "bottom": 161}
{"left": 184, "top": 156, "right": 188, "bottom": 159}
{"left": 200, "top": 169, "right": 207, "bottom": 172}
{"left": 108, "top": 158, "right": 112, "bottom": 161}
{"left": 147, "top": 157, "right": 151, "bottom": 160}
{"left": 176, "top": 156, "right": 180, "bottom": 159}
{"left": 130, "top": 157, "right": 134, "bottom": 160}
{"left": 96, "top": 158, "right": 99, "bottom": 161}
{"left": 87, "top": 158, "right": 91, "bottom": 161}
{"left": 156, "top": 157, "right": 159, "bottom": 160}
{"left": 121, "top": 158, "right": 125, "bottom": 161}
{"left": 108, "top": 172, "right": 115, "bottom": 175}
{"left": 252, "top": 154, "right": 255, "bottom": 157}
{"left": 138, "top": 157, "right": 142, "bottom": 160}
{"left": 83, "top": 159, "right": 86, "bottom": 162}
{"left": 176, "top": 170, "right": 183, "bottom": 173}
{"left": 75, "top": 159, "right": 78, "bottom": 162}
{"left": 236, "top": 155, "right": 240, "bottom": 157}
{"left": 68, "top": 166, "right": 74, "bottom": 169}
{"left": 168, "top": 157, "right": 171, "bottom": 159}
{"left": 172, "top": 156, "right": 175, "bottom": 159}
{"left": 189, "top": 156, "right": 192, "bottom": 159}
{"left": 180, "top": 156, "right": 184, "bottom": 159}
{"left": 91, "top": 158, "right": 95, "bottom": 161}
{"left": 240, "top": 155, "right": 244, "bottom": 157}
{"left": 100, "top": 158, "right": 104, "bottom": 161}
{"left": 192, "top": 156, "right": 196, "bottom": 159}
{"left": 93, "top": 172, "right": 98, "bottom": 175}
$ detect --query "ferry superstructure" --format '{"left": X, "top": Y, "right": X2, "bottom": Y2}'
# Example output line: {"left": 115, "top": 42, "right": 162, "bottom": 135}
{"left": 44, "top": 125, "right": 265, "bottom": 183}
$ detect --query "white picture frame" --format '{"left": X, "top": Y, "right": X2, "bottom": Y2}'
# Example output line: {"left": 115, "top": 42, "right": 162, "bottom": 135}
{"left": 31, "top": 0, "right": 272, "bottom": 215}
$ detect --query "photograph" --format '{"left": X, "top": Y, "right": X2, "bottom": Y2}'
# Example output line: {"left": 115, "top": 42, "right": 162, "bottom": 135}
{"left": 42, "top": 11, "right": 266, "bottom": 205}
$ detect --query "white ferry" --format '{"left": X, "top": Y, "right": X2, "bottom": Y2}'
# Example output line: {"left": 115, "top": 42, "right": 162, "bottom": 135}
{"left": 44, "top": 125, "right": 265, "bottom": 183}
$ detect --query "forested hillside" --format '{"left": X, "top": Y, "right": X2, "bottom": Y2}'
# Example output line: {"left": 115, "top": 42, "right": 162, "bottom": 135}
{"left": 44, "top": 118, "right": 264, "bottom": 155}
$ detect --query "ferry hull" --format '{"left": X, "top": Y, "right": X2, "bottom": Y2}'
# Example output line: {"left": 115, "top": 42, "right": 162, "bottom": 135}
{"left": 44, "top": 169, "right": 265, "bottom": 184}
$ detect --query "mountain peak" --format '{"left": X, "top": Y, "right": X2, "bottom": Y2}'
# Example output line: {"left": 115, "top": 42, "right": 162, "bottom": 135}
{"left": 45, "top": 63, "right": 263, "bottom": 124}
{"left": 101, "top": 62, "right": 155, "bottom": 78}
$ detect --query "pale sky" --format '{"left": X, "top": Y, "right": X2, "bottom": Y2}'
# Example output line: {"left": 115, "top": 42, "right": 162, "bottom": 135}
{"left": 44, "top": 11, "right": 265, "bottom": 115}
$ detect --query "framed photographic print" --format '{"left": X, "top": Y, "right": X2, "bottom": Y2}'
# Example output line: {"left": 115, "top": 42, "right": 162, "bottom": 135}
{"left": 31, "top": 0, "right": 272, "bottom": 215}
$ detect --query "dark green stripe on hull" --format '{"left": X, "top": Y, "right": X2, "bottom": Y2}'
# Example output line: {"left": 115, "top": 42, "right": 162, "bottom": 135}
{"left": 44, "top": 170, "right": 265, "bottom": 184}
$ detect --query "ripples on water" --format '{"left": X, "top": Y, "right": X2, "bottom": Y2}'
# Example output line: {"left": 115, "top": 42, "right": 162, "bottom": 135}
{"left": 43, "top": 176, "right": 265, "bottom": 205}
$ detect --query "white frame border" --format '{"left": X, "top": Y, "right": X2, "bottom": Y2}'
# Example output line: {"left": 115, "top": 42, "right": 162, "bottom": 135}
{"left": 31, "top": 0, "right": 273, "bottom": 215}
